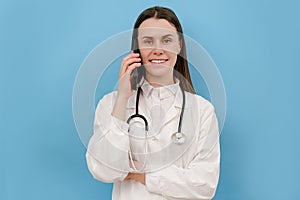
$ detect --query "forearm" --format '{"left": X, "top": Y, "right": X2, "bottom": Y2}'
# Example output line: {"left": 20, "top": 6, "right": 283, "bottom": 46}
{"left": 145, "top": 151, "right": 220, "bottom": 200}
{"left": 86, "top": 93, "right": 131, "bottom": 183}
{"left": 112, "top": 95, "right": 129, "bottom": 121}
{"left": 86, "top": 151, "right": 129, "bottom": 183}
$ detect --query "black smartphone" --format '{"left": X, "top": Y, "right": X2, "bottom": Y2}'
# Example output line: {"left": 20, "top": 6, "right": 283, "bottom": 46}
{"left": 132, "top": 49, "right": 140, "bottom": 79}
{"left": 131, "top": 38, "right": 142, "bottom": 89}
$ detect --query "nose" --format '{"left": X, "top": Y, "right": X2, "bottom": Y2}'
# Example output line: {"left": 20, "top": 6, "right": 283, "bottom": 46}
{"left": 153, "top": 42, "right": 164, "bottom": 55}
{"left": 153, "top": 48, "right": 163, "bottom": 55}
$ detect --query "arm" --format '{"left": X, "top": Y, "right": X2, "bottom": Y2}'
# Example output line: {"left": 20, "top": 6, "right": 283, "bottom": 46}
{"left": 86, "top": 51, "right": 142, "bottom": 183}
{"left": 86, "top": 92, "right": 130, "bottom": 183}
{"left": 145, "top": 105, "right": 220, "bottom": 200}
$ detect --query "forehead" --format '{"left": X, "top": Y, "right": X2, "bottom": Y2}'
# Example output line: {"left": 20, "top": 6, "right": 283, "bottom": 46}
{"left": 138, "top": 18, "right": 178, "bottom": 38}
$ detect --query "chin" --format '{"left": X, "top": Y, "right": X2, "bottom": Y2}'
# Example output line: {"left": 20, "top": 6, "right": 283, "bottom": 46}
{"left": 145, "top": 63, "right": 172, "bottom": 76}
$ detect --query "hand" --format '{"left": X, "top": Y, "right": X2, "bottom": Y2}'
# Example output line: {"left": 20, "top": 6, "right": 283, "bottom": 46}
{"left": 111, "top": 51, "right": 141, "bottom": 121}
{"left": 124, "top": 160, "right": 146, "bottom": 185}
{"left": 124, "top": 172, "right": 146, "bottom": 185}
{"left": 117, "top": 51, "right": 142, "bottom": 100}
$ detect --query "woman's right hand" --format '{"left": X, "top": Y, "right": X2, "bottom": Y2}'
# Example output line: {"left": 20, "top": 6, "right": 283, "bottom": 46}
{"left": 117, "top": 51, "right": 142, "bottom": 100}
{"left": 112, "top": 51, "right": 141, "bottom": 121}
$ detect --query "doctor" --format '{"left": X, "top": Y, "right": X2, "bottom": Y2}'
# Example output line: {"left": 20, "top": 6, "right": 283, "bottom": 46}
{"left": 86, "top": 6, "right": 220, "bottom": 200}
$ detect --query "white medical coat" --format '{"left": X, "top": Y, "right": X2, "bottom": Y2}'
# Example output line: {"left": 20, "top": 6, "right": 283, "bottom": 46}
{"left": 86, "top": 81, "right": 220, "bottom": 200}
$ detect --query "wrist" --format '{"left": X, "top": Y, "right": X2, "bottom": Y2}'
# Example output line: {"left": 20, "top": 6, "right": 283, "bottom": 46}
{"left": 116, "top": 93, "right": 130, "bottom": 102}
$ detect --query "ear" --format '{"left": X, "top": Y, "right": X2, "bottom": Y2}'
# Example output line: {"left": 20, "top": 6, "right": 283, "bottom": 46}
{"left": 178, "top": 38, "right": 183, "bottom": 54}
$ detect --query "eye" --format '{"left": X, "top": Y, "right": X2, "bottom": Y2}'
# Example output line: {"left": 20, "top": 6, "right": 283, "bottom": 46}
{"left": 143, "top": 39, "right": 153, "bottom": 45}
{"left": 163, "top": 38, "right": 172, "bottom": 44}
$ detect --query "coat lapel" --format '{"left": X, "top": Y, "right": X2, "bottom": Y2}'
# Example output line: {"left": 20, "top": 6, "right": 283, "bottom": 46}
{"left": 125, "top": 88, "right": 191, "bottom": 130}
{"left": 161, "top": 88, "right": 191, "bottom": 127}
{"left": 126, "top": 89, "right": 151, "bottom": 124}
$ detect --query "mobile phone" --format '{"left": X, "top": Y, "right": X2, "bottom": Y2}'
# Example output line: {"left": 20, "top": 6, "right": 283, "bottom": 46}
{"left": 131, "top": 38, "right": 142, "bottom": 89}
{"left": 132, "top": 49, "right": 140, "bottom": 78}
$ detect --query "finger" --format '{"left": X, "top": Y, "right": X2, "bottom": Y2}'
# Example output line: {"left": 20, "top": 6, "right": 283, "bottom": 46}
{"left": 121, "top": 52, "right": 140, "bottom": 66}
{"left": 120, "top": 57, "right": 141, "bottom": 77}
{"left": 119, "top": 62, "right": 141, "bottom": 80}
{"left": 123, "top": 57, "right": 141, "bottom": 70}
{"left": 126, "top": 62, "right": 141, "bottom": 75}
{"left": 120, "top": 53, "right": 140, "bottom": 75}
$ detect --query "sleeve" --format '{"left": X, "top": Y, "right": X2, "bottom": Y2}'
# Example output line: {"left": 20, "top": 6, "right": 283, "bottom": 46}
{"left": 145, "top": 104, "right": 220, "bottom": 200}
{"left": 86, "top": 92, "right": 131, "bottom": 183}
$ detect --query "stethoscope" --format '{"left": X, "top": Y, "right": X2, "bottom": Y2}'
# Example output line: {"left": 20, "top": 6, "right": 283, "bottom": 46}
{"left": 126, "top": 80, "right": 186, "bottom": 172}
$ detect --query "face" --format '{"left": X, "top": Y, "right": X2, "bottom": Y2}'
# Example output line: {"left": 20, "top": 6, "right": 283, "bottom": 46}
{"left": 138, "top": 18, "right": 182, "bottom": 82}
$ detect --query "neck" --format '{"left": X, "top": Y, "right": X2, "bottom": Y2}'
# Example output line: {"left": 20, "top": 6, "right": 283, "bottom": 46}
{"left": 145, "top": 74, "right": 175, "bottom": 88}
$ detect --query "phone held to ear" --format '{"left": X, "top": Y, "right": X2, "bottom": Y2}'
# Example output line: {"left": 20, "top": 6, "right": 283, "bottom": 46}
{"left": 131, "top": 49, "right": 141, "bottom": 89}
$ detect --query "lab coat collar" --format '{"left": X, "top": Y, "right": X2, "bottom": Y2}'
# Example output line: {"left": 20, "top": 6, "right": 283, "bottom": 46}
{"left": 126, "top": 79, "right": 192, "bottom": 129}
{"left": 126, "top": 78, "right": 191, "bottom": 109}
{"left": 140, "top": 77, "right": 179, "bottom": 100}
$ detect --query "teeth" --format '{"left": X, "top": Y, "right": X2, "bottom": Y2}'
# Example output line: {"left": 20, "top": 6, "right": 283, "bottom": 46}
{"left": 151, "top": 60, "right": 167, "bottom": 63}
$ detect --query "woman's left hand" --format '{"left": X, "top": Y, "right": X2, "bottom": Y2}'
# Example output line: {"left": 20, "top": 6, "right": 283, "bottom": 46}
{"left": 124, "top": 172, "right": 146, "bottom": 185}
{"left": 124, "top": 160, "right": 146, "bottom": 185}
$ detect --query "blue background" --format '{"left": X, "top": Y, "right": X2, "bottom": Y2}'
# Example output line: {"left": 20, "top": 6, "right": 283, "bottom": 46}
{"left": 1, "top": 0, "right": 299, "bottom": 199}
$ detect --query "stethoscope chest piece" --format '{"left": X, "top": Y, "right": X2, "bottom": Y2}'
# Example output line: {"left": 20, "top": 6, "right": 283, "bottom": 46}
{"left": 171, "top": 132, "right": 186, "bottom": 145}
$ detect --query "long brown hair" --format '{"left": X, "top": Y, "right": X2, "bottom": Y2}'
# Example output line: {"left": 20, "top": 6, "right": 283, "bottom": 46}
{"left": 131, "top": 6, "right": 195, "bottom": 94}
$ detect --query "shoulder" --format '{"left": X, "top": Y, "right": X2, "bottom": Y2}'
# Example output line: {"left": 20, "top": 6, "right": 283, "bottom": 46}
{"left": 96, "top": 91, "right": 119, "bottom": 109}
{"left": 185, "top": 92, "right": 215, "bottom": 113}
{"left": 185, "top": 93, "right": 219, "bottom": 141}
{"left": 101, "top": 91, "right": 118, "bottom": 101}
{"left": 96, "top": 90, "right": 138, "bottom": 110}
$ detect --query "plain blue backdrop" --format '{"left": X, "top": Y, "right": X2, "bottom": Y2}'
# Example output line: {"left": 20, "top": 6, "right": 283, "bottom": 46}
{"left": 1, "top": 0, "right": 300, "bottom": 199}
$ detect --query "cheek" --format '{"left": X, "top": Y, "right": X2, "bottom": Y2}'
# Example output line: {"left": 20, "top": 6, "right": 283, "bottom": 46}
{"left": 139, "top": 49, "right": 151, "bottom": 62}
{"left": 168, "top": 52, "right": 178, "bottom": 62}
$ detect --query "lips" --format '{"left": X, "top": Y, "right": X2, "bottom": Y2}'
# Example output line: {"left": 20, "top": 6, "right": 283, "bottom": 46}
{"left": 149, "top": 59, "right": 168, "bottom": 64}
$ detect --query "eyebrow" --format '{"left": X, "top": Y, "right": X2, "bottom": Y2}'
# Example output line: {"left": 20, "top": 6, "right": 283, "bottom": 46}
{"left": 140, "top": 34, "right": 175, "bottom": 39}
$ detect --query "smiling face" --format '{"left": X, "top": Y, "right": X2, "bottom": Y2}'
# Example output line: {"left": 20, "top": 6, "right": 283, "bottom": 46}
{"left": 138, "top": 18, "right": 182, "bottom": 86}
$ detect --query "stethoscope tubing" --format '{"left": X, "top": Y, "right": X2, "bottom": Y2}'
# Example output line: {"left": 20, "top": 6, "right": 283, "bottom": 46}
{"left": 127, "top": 81, "right": 186, "bottom": 172}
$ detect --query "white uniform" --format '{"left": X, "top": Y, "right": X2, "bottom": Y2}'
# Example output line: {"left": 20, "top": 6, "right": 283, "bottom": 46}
{"left": 86, "top": 79, "right": 220, "bottom": 200}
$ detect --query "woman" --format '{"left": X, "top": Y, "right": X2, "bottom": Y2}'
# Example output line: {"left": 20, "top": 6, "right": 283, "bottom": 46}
{"left": 86, "top": 6, "right": 220, "bottom": 200}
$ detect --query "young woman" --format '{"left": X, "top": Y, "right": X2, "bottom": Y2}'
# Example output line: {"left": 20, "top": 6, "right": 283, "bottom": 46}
{"left": 86, "top": 6, "right": 220, "bottom": 200}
